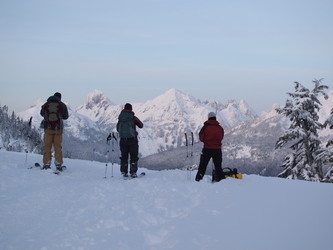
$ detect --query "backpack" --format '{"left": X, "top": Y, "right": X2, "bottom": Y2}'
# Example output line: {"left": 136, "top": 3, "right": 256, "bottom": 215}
{"left": 43, "top": 101, "right": 63, "bottom": 130}
{"left": 212, "top": 167, "right": 243, "bottom": 182}
{"left": 118, "top": 112, "right": 136, "bottom": 138}
{"left": 221, "top": 168, "right": 239, "bottom": 179}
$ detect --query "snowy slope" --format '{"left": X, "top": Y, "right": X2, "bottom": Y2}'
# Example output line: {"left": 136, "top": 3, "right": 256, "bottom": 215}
{"left": 1, "top": 150, "right": 332, "bottom": 250}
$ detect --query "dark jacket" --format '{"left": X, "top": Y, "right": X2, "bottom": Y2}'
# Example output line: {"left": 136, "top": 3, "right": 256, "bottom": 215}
{"left": 116, "top": 109, "right": 143, "bottom": 136}
{"left": 40, "top": 95, "right": 69, "bottom": 129}
{"left": 199, "top": 119, "right": 224, "bottom": 149}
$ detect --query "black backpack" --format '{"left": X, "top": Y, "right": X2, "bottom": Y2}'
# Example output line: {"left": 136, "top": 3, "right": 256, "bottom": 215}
{"left": 43, "top": 101, "right": 63, "bottom": 130}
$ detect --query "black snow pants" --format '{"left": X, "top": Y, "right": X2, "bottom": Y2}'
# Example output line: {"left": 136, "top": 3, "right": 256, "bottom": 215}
{"left": 119, "top": 138, "right": 139, "bottom": 174}
{"left": 196, "top": 148, "right": 223, "bottom": 180}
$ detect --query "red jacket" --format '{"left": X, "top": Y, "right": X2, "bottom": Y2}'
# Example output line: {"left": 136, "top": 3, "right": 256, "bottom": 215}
{"left": 199, "top": 119, "right": 224, "bottom": 149}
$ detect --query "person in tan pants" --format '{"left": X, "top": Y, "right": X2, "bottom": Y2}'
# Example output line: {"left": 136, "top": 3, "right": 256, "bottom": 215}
{"left": 40, "top": 92, "right": 69, "bottom": 170}
{"left": 43, "top": 129, "right": 64, "bottom": 169}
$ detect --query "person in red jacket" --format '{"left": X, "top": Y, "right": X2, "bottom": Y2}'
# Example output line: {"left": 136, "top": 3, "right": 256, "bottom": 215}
{"left": 195, "top": 112, "right": 224, "bottom": 182}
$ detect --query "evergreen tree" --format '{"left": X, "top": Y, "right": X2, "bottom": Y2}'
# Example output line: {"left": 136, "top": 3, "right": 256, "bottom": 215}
{"left": 0, "top": 105, "right": 42, "bottom": 153}
{"left": 275, "top": 79, "right": 328, "bottom": 182}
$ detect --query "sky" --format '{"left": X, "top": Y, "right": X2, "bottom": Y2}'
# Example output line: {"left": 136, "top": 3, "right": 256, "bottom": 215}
{"left": 0, "top": 0, "right": 332, "bottom": 114}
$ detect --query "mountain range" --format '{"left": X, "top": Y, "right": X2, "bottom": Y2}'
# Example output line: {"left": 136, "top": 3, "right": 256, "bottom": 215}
{"left": 19, "top": 88, "right": 257, "bottom": 156}
{"left": 17, "top": 88, "right": 333, "bottom": 176}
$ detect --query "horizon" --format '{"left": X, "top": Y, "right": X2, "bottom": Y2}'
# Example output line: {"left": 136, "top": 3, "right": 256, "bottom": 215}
{"left": 2, "top": 85, "right": 333, "bottom": 115}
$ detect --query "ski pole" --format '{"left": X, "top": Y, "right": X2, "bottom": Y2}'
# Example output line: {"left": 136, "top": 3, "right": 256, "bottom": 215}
{"left": 185, "top": 132, "right": 192, "bottom": 180}
{"left": 185, "top": 133, "right": 189, "bottom": 180}
{"left": 104, "top": 133, "right": 112, "bottom": 179}
{"left": 188, "top": 132, "right": 194, "bottom": 180}
{"left": 104, "top": 153, "right": 108, "bottom": 179}
{"left": 24, "top": 148, "right": 28, "bottom": 168}
{"left": 185, "top": 133, "right": 188, "bottom": 158}
{"left": 110, "top": 143, "right": 114, "bottom": 178}
{"left": 191, "top": 132, "right": 194, "bottom": 157}
{"left": 110, "top": 132, "right": 117, "bottom": 178}
{"left": 187, "top": 165, "right": 192, "bottom": 180}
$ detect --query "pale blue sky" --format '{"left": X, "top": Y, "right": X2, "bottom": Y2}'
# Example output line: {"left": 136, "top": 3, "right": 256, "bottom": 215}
{"left": 1, "top": 0, "right": 332, "bottom": 114}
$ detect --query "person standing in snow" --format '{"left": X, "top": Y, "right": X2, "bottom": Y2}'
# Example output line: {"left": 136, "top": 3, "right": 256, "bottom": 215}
{"left": 40, "top": 92, "right": 69, "bottom": 171}
{"left": 195, "top": 112, "right": 224, "bottom": 182}
{"left": 116, "top": 103, "right": 143, "bottom": 178}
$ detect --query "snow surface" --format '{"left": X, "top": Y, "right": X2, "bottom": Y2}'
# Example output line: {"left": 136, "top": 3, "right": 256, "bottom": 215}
{"left": 1, "top": 150, "right": 332, "bottom": 250}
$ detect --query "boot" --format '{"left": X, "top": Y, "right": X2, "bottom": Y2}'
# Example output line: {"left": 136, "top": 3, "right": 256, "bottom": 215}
{"left": 56, "top": 165, "right": 63, "bottom": 171}
{"left": 42, "top": 164, "right": 51, "bottom": 170}
{"left": 120, "top": 162, "right": 128, "bottom": 176}
{"left": 130, "top": 162, "right": 138, "bottom": 176}
{"left": 195, "top": 173, "right": 204, "bottom": 182}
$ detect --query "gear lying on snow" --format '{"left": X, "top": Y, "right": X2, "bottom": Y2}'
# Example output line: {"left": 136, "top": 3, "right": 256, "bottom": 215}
{"left": 212, "top": 167, "right": 243, "bottom": 182}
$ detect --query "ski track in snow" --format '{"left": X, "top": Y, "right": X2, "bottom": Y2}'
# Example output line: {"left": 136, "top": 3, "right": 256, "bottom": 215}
{"left": 1, "top": 150, "right": 333, "bottom": 250}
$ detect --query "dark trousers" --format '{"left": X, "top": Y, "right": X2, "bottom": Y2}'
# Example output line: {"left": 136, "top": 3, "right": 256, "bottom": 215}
{"left": 120, "top": 138, "right": 139, "bottom": 174}
{"left": 196, "top": 148, "right": 223, "bottom": 178}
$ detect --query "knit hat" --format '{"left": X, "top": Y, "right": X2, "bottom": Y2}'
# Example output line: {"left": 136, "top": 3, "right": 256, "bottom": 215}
{"left": 54, "top": 92, "right": 62, "bottom": 100}
{"left": 208, "top": 112, "right": 216, "bottom": 119}
{"left": 124, "top": 103, "right": 132, "bottom": 111}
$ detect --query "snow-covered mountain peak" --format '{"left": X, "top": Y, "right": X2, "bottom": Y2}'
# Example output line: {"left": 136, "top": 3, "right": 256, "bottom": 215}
{"left": 84, "top": 89, "right": 114, "bottom": 110}
{"left": 152, "top": 88, "right": 198, "bottom": 107}
{"left": 29, "top": 99, "right": 45, "bottom": 109}
{"left": 259, "top": 104, "right": 280, "bottom": 120}
{"left": 238, "top": 99, "right": 257, "bottom": 118}
{"left": 75, "top": 90, "right": 119, "bottom": 123}
{"left": 162, "top": 88, "right": 183, "bottom": 98}
{"left": 135, "top": 88, "right": 203, "bottom": 123}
